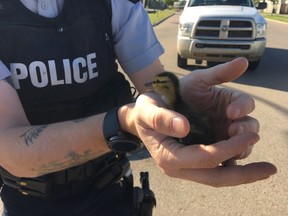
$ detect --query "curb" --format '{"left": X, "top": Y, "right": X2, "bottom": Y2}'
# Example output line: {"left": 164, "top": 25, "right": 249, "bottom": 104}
{"left": 152, "top": 13, "right": 176, "bottom": 27}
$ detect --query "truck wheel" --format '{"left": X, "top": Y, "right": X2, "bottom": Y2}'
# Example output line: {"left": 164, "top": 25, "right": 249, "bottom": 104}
{"left": 177, "top": 54, "right": 187, "bottom": 68}
{"left": 248, "top": 59, "right": 260, "bottom": 71}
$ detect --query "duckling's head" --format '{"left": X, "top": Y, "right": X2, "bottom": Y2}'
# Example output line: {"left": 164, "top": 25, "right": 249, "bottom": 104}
{"left": 146, "top": 72, "right": 180, "bottom": 109}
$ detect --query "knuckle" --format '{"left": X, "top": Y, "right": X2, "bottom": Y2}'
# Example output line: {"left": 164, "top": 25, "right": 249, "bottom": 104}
{"left": 151, "top": 108, "right": 164, "bottom": 128}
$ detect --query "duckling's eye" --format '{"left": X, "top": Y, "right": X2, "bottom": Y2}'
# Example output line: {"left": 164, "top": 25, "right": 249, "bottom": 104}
{"left": 154, "top": 79, "right": 168, "bottom": 84}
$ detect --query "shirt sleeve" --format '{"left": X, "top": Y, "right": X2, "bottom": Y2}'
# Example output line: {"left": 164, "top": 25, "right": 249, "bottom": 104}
{"left": 0, "top": 60, "right": 11, "bottom": 80}
{"left": 111, "top": 0, "right": 165, "bottom": 75}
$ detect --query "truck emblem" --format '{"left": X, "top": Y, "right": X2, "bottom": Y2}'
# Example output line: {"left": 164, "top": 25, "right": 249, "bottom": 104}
{"left": 221, "top": 25, "right": 228, "bottom": 32}
{"left": 177, "top": 1, "right": 267, "bottom": 70}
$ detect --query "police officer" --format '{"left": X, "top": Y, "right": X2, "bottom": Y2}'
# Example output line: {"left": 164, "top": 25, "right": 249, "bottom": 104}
{"left": 0, "top": 0, "right": 277, "bottom": 216}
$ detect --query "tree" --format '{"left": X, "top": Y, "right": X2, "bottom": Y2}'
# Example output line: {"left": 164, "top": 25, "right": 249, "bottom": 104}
{"left": 270, "top": 0, "right": 279, "bottom": 13}
{"left": 253, "top": 0, "right": 260, "bottom": 6}
{"left": 164, "top": 0, "right": 176, "bottom": 6}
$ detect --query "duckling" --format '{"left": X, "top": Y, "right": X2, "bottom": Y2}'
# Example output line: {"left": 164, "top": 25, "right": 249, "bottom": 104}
{"left": 145, "top": 72, "right": 215, "bottom": 145}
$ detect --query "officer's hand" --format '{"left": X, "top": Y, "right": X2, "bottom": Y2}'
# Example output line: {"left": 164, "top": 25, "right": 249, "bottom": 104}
{"left": 129, "top": 57, "right": 277, "bottom": 187}
{"left": 179, "top": 57, "right": 257, "bottom": 161}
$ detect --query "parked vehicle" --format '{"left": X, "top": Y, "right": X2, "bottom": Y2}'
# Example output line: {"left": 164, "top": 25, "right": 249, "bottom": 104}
{"left": 177, "top": 0, "right": 267, "bottom": 70}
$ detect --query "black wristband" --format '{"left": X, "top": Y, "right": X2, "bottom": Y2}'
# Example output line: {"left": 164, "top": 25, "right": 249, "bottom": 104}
{"left": 103, "top": 107, "right": 143, "bottom": 153}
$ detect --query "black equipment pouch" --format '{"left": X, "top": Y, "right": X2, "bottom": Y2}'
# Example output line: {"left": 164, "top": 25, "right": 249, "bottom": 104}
{"left": 0, "top": 168, "right": 52, "bottom": 198}
{"left": 93, "top": 153, "right": 131, "bottom": 190}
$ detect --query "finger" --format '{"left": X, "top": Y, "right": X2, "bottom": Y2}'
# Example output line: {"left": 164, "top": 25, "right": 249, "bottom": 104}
{"left": 198, "top": 132, "right": 259, "bottom": 168}
{"left": 136, "top": 93, "right": 190, "bottom": 138}
{"left": 226, "top": 91, "right": 256, "bottom": 119}
{"left": 228, "top": 116, "right": 260, "bottom": 136}
{"left": 226, "top": 116, "right": 258, "bottom": 161}
{"left": 158, "top": 132, "right": 259, "bottom": 170}
{"left": 222, "top": 159, "right": 237, "bottom": 166}
{"left": 232, "top": 146, "right": 253, "bottom": 160}
{"left": 166, "top": 162, "right": 277, "bottom": 187}
{"left": 193, "top": 57, "right": 249, "bottom": 86}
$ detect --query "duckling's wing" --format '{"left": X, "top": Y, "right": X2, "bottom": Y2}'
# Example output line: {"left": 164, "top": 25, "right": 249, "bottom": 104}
{"left": 175, "top": 102, "right": 215, "bottom": 145}
{"left": 179, "top": 114, "right": 215, "bottom": 145}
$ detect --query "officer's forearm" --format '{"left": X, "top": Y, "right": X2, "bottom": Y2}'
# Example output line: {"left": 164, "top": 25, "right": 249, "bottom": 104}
{"left": 0, "top": 114, "right": 111, "bottom": 178}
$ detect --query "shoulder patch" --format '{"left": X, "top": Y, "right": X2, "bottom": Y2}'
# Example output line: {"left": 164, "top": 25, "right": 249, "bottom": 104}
{"left": 128, "top": 0, "right": 141, "bottom": 3}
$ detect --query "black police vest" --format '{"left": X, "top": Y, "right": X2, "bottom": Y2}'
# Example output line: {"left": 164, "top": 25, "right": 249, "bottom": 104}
{"left": 0, "top": 0, "right": 133, "bottom": 124}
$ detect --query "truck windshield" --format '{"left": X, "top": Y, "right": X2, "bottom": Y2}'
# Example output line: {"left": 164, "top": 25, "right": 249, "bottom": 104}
{"left": 188, "top": 0, "right": 252, "bottom": 7}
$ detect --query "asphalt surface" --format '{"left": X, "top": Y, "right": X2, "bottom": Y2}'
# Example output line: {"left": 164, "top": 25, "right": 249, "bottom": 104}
{"left": 130, "top": 12, "right": 288, "bottom": 216}
{"left": 1, "top": 12, "right": 287, "bottom": 216}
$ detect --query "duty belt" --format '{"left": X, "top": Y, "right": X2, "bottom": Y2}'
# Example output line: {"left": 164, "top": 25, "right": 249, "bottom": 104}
{"left": 0, "top": 152, "right": 130, "bottom": 198}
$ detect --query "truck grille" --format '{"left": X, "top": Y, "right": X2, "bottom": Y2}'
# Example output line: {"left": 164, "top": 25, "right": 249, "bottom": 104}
{"left": 194, "top": 19, "right": 254, "bottom": 40}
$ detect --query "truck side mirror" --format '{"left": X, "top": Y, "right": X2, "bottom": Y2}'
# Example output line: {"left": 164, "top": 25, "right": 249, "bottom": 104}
{"left": 256, "top": 2, "right": 267, "bottom": 10}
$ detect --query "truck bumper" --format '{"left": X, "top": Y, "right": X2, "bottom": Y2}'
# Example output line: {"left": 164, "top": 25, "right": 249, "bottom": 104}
{"left": 177, "top": 36, "right": 266, "bottom": 62}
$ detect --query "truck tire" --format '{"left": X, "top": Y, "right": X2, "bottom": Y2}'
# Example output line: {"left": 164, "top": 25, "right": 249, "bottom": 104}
{"left": 248, "top": 59, "right": 260, "bottom": 71}
{"left": 177, "top": 54, "right": 187, "bottom": 68}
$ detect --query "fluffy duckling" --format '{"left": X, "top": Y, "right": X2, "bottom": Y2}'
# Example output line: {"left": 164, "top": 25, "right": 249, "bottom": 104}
{"left": 146, "top": 72, "right": 215, "bottom": 145}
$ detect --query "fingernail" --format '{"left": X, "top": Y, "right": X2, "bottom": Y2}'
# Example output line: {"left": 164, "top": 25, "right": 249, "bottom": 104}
{"left": 237, "top": 126, "right": 245, "bottom": 134}
{"left": 172, "top": 117, "right": 183, "bottom": 134}
{"left": 234, "top": 108, "right": 241, "bottom": 118}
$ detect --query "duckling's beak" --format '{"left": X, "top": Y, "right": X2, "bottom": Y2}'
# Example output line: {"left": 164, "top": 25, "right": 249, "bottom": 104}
{"left": 144, "top": 82, "right": 153, "bottom": 87}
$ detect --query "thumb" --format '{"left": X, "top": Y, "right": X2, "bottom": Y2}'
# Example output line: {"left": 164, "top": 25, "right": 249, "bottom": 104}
{"left": 136, "top": 93, "right": 190, "bottom": 138}
{"left": 193, "top": 57, "right": 249, "bottom": 86}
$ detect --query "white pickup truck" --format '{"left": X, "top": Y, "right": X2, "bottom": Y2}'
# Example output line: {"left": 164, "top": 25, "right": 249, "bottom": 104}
{"left": 177, "top": 0, "right": 267, "bottom": 70}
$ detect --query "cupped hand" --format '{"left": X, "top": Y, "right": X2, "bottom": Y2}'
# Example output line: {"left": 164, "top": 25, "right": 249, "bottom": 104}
{"left": 180, "top": 58, "right": 257, "bottom": 158}
{"left": 130, "top": 57, "right": 277, "bottom": 187}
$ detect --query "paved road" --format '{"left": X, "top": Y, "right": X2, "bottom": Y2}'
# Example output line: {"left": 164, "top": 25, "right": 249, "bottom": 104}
{"left": 130, "top": 13, "right": 288, "bottom": 216}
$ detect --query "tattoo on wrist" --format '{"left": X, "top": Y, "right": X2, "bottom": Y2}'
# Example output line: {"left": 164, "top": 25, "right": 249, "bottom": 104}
{"left": 21, "top": 125, "right": 48, "bottom": 146}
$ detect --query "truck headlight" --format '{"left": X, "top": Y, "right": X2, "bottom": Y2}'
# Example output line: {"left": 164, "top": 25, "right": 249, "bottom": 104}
{"left": 256, "top": 23, "right": 267, "bottom": 38}
{"left": 178, "top": 22, "right": 193, "bottom": 37}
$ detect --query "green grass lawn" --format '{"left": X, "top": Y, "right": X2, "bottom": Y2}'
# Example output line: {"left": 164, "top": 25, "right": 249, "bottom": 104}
{"left": 261, "top": 13, "right": 288, "bottom": 23}
{"left": 147, "top": 9, "right": 175, "bottom": 25}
